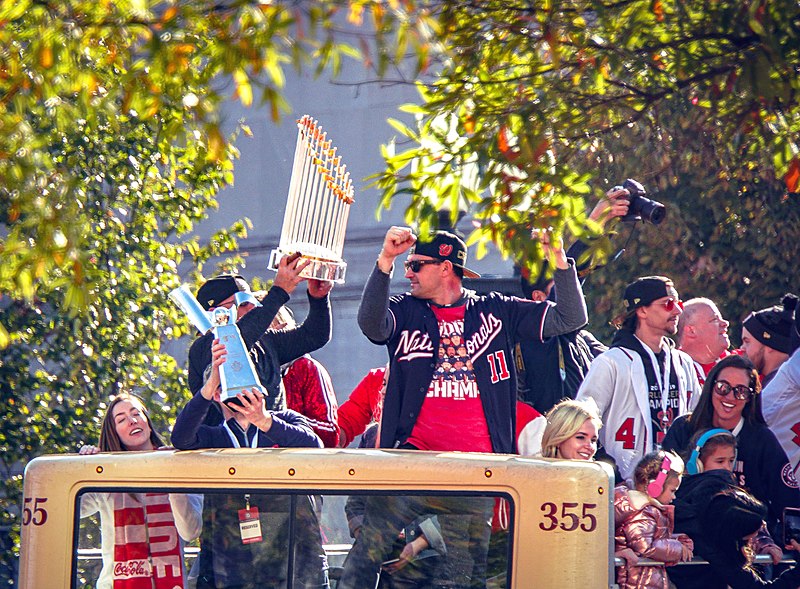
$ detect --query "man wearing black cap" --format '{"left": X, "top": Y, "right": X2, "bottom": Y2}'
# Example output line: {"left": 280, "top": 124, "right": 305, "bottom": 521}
{"left": 340, "top": 225, "right": 587, "bottom": 589}
{"left": 576, "top": 275, "right": 700, "bottom": 481}
{"left": 187, "top": 254, "right": 333, "bottom": 417}
{"left": 762, "top": 295, "right": 800, "bottom": 479}
{"left": 741, "top": 294, "right": 799, "bottom": 387}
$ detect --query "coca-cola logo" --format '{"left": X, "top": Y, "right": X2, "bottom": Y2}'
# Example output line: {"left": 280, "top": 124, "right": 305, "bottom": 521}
{"left": 114, "top": 559, "right": 151, "bottom": 578}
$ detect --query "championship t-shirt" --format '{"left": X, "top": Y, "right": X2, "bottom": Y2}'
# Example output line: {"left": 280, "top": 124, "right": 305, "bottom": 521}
{"left": 406, "top": 304, "right": 492, "bottom": 452}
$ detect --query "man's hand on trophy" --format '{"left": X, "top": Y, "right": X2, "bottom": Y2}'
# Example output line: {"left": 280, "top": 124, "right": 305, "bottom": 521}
{"left": 307, "top": 278, "right": 333, "bottom": 299}
{"left": 201, "top": 339, "right": 227, "bottom": 402}
{"left": 273, "top": 252, "right": 311, "bottom": 294}
{"left": 378, "top": 226, "right": 417, "bottom": 273}
{"left": 230, "top": 388, "right": 273, "bottom": 433}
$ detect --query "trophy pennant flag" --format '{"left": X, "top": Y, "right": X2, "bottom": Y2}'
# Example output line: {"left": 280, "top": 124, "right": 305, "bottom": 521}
{"left": 268, "top": 115, "right": 355, "bottom": 283}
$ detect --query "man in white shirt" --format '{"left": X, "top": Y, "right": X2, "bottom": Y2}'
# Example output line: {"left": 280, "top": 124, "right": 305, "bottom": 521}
{"left": 576, "top": 276, "right": 700, "bottom": 481}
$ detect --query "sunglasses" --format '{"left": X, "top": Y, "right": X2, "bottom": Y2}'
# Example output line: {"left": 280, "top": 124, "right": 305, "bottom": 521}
{"left": 404, "top": 259, "right": 443, "bottom": 273}
{"left": 713, "top": 379, "right": 753, "bottom": 401}
{"left": 657, "top": 298, "right": 683, "bottom": 312}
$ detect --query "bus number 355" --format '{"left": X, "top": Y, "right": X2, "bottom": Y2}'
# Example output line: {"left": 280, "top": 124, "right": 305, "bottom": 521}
{"left": 539, "top": 502, "right": 597, "bottom": 532}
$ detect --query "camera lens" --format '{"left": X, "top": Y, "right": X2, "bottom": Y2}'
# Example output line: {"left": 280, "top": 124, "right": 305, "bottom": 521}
{"left": 639, "top": 198, "right": 666, "bottom": 225}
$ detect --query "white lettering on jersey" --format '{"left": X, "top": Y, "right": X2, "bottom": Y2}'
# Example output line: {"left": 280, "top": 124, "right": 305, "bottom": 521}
{"left": 427, "top": 379, "right": 480, "bottom": 399}
{"left": 396, "top": 329, "right": 435, "bottom": 362}
{"left": 464, "top": 313, "right": 503, "bottom": 361}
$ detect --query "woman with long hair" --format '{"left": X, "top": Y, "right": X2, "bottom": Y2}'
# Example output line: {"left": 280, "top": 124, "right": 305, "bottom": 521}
{"left": 662, "top": 355, "right": 799, "bottom": 543}
{"left": 79, "top": 393, "right": 202, "bottom": 589}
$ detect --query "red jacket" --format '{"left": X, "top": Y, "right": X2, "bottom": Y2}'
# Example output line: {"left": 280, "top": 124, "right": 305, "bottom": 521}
{"left": 283, "top": 355, "right": 339, "bottom": 447}
{"left": 337, "top": 367, "right": 386, "bottom": 448}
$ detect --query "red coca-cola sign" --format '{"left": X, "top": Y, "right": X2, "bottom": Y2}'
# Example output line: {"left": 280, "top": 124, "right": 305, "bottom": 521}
{"left": 114, "top": 559, "right": 151, "bottom": 578}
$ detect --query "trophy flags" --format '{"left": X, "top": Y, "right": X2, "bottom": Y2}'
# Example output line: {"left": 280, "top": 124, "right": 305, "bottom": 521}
{"left": 169, "top": 285, "right": 264, "bottom": 406}
{"left": 268, "top": 115, "right": 355, "bottom": 283}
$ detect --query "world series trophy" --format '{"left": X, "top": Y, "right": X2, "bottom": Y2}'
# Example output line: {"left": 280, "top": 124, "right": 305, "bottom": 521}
{"left": 169, "top": 285, "right": 264, "bottom": 406}
{"left": 268, "top": 115, "right": 355, "bottom": 283}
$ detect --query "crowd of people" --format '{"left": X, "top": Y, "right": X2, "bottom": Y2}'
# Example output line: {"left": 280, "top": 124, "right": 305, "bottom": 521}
{"left": 77, "top": 188, "right": 800, "bottom": 589}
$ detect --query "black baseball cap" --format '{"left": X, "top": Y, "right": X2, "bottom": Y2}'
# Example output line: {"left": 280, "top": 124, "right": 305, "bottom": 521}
{"left": 411, "top": 231, "right": 480, "bottom": 279}
{"left": 623, "top": 276, "right": 677, "bottom": 310}
{"left": 196, "top": 274, "right": 250, "bottom": 311}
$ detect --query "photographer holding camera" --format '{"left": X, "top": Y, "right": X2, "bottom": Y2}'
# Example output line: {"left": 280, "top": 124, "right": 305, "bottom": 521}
{"left": 616, "top": 178, "right": 666, "bottom": 225}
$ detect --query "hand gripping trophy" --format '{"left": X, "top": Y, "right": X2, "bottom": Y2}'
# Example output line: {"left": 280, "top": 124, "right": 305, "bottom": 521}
{"left": 169, "top": 285, "right": 263, "bottom": 406}
{"left": 268, "top": 115, "right": 355, "bottom": 282}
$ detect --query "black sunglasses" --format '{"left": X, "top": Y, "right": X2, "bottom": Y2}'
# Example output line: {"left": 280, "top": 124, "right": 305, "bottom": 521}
{"left": 404, "top": 259, "right": 443, "bottom": 273}
{"left": 713, "top": 379, "right": 753, "bottom": 401}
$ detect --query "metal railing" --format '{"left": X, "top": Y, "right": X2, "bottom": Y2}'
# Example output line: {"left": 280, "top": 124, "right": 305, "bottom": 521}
{"left": 614, "top": 555, "right": 797, "bottom": 567}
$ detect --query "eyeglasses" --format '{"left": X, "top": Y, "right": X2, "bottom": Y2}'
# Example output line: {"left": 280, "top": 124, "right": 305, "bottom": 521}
{"left": 713, "top": 379, "right": 753, "bottom": 401}
{"left": 657, "top": 298, "right": 683, "bottom": 312}
{"left": 404, "top": 259, "right": 443, "bottom": 273}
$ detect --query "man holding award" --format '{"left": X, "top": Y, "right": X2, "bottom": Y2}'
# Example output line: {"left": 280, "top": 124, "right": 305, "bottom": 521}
{"left": 173, "top": 252, "right": 332, "bottom": 589}
{"left": 187, "top": 253, "right": 333, "bottom": 422}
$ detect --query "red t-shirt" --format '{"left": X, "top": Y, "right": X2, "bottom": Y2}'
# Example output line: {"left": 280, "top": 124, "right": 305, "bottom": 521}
{"left": 406, "top": 305, "right": 492, "bottom": 453}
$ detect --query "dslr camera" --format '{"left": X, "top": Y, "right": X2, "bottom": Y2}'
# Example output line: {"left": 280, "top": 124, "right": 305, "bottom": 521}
{"left": 612, "top": 179, "right": 666, "bottom": 225}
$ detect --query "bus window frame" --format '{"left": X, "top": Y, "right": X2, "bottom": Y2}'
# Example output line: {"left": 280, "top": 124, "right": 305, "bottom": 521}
{"left": 71, "top": 484, "right": 517, "bottom": 589}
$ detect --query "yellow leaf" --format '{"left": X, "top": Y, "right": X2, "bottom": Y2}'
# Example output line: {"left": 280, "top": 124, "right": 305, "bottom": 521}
{"left": 0, "top": 323, "right": 9, "bottom": 349}
{"left": 207, "top": 126, "right": 226, "bottom": 162}
{"left": 39, "top": 44, "right": 53, "bottom": 68}
{"left": 348, "top": 3, "right": 364, "bottom": 25}
{"left": 233, "top": 69, "right": 253, "bottom": 106}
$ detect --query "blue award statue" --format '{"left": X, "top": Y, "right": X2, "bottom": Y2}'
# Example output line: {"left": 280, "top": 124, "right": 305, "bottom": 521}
{"left": 169, "top": 285, "right": 264, "bottom": 406}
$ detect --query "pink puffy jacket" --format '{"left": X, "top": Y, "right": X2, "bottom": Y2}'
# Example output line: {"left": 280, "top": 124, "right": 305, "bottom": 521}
{"left": 614, "top": 486, "right": 686, "bottom": 589}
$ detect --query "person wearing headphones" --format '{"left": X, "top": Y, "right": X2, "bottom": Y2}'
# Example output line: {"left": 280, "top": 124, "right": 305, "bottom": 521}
{"left": 669, "top": 429, "right": 783, "bottom": 589}
{"left": 662, "top": 355, "right": 800, "bottom": 543}
{"left": 613, "top": 451, "right": 694, "bottom": 589}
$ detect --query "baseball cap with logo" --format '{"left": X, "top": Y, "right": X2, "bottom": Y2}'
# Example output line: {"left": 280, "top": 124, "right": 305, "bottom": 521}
{"left": 622, "top": 276, "right": 677, "bottom": 310}
{"left": 196, "top": 274, "right": 251, "bottom": 311}
{"left": 411, "top": 231, "right": 481, "bottom": 279}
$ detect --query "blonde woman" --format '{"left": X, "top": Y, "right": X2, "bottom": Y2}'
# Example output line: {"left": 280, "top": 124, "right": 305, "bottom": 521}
{"left": 540, "top": 398, "right": 640, "bottom": 569}
{"left": 540, "top": 398, "right": 602, "bottom": 460}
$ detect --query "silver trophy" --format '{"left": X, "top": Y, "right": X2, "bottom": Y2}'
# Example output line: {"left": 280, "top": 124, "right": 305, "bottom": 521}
{"left": 268, "top": 115, "right": 355, "bottom": 283}
{"left": 169, "top": 285, "right": 264, "bottom": 406}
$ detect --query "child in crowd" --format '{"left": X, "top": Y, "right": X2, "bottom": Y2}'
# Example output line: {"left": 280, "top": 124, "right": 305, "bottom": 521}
{"left": 614, "top": 451, "right": 694, "bottom": 589}
{"left": 680, "top": 489, "right": 800, "bottom": 589}
{"left": 669, "top": 429, "right": 783, "bottom": 589}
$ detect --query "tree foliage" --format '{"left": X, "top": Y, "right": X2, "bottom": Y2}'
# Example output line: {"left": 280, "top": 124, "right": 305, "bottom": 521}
{"left": 0, "top": 0, "right": 363, "bottom": 315}
{"left": 0, "top": 0, "right": 381, "bottom": 581}
{"left": 366, "top": 0, "right": 800, "bottom": 278}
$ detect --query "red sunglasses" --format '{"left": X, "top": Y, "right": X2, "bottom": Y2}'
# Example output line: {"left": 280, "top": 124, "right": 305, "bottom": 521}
{"left": 657, "top": 298, "right": 683, "bottom": 312}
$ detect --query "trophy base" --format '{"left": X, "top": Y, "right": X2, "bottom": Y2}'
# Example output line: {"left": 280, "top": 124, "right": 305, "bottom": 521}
{"left": 268, "top": 248, "right": 347, "bottom": 283}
